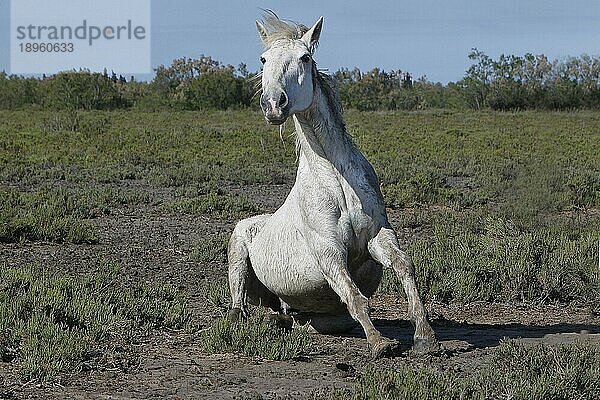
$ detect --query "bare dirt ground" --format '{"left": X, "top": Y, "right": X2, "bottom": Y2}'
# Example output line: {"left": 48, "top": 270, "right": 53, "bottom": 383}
{"left": 1, "top": 183, "right": 599, "bottom": 400}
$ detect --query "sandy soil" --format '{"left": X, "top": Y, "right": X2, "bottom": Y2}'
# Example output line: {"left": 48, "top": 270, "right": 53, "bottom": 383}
{"left": 1, "top": 183, "right": 599, "bottom": 399}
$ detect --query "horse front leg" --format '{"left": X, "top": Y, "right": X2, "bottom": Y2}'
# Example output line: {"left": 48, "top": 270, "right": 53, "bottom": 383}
{"left": 227, "top": 216, "right": 280, "bottom": 321}
{"left": 368, "top": 227, "right": 439, "bottom": 354}
{"left": 227, "top": 230, "right": 251, "bottom": 320}
{"left": 314, "top": 243, "right": 398, "bottom": 359}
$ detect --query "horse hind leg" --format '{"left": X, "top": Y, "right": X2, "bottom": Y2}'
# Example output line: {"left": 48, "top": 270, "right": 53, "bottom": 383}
{"left": 368, "top": 227, "right": 439, "bottom": 354}
{"left": 228, "top": 216, "right": 280, "bottom": 320}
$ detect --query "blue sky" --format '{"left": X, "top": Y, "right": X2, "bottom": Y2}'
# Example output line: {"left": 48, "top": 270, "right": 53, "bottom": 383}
{"left": 1, "top": 0, "right": 599, "bottom": 83}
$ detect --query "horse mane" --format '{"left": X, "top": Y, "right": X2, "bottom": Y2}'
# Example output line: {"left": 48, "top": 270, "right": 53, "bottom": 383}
{"left": 315, "top": 68, "right": 346, "bottom": 132}
{"left": 259, "top": 11, "right": 310, "bottom": 48}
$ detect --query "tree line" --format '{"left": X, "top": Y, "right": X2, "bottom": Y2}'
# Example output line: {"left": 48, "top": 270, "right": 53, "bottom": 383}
{"left": 1, "top": 50, "right": 599, "bottom": 111}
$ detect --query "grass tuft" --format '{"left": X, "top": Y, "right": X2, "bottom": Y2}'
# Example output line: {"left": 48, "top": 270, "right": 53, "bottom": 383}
{"left": 190, "top": 233, "right": 229, "bottom": 265}
{"left": 201, "top": 308, "right": 311, "bottom": 361}
{"left": 0, "top": 186, "right": 150, "bottom": 244}
{"left": 169, "top": 192, "right": 257, "bottom": 219}
{"left": 0, "top": 188, "right": 97, "bottom": 244}
{"left": 200, "top": 279, "right": 230, "bottom": 312}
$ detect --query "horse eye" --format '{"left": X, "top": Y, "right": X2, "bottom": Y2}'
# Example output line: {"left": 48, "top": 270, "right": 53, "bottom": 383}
{"left": 260, "top": 57, "right": 266, "bottom": 64}
{"left": 300, "top": 54, "right": 311, "bottom": 63}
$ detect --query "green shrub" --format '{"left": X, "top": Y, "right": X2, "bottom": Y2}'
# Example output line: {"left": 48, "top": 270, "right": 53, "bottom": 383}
{"left": 201, "top": 308, "right": 311, "bottom": 361}
{"left": 0, "top": 73, "right": 42, "bottom": 109}
{"left": 183, "top": 70, "right": 251, "bottom": 110}
{"left": 566, "top": 172, "right": 600, "bottom": 209}
{"left": 169, "top": 192, "right": 257, "bottom": 219}
{"left": 0, "top": 189, "right": 98, "bottom": 244}
{"left": 43, "top": 72, "right": 129, "bottom": 110}
{"left": 200, "top": 279, "right": 230, "bottom": 312}
{"left": 191, "top": 234, "right": 229, "bottom": 265}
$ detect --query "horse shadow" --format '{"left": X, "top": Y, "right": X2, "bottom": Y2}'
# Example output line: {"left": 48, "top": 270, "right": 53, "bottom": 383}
{"left": 344, "top": 318, "right": 600, "bottom": 353}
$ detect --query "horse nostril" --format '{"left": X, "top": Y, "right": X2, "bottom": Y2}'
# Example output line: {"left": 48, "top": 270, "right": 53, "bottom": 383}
{"left": 278, "top": 92, "right": 288, "bottom": 108}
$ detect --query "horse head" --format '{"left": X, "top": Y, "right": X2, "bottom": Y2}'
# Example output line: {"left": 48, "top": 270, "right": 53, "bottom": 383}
{"left": 256, "top": 15, "right": 323, "bottom": 125}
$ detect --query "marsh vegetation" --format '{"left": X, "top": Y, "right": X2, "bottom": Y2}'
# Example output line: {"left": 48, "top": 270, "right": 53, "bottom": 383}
{"left": 0, "top": 108, "right": 598, "bottom": 398}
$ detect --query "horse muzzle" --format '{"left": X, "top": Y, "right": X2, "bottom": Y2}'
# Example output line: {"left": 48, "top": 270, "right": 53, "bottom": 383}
{"left": 261, "top": 91, "right": 289, "bottom": 125}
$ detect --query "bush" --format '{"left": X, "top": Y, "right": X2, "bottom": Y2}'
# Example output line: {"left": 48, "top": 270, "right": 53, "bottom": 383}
{"left": 0, "top": 264, "right": 192, "bottom": 382}
{"left": 201, "top": 307, "right": 311, "bottom": 361}
{"left": 0, "top": 73, "right": 42, "bottom": 109}
{"left": 183, "top": 70, "right": 251, "bottom": 110}
{"left": 42, "top": 71, "right": 129, "bottom": 110}
{"left": 566, "top": 172, "right": 600, "bottom": 209}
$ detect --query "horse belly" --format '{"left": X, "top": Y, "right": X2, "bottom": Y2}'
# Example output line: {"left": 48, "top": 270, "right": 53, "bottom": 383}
{"left": 248, "top": 225, "right": 345, "bottom": 313}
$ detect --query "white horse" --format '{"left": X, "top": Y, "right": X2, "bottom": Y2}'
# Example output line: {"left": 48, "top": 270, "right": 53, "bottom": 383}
{"left": 228, "top": 14, "right": 438, "bottom": 358}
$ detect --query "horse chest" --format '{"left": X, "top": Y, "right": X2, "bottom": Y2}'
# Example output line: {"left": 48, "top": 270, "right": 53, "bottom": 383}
{"left": 297, "top": 164, "right": 378, "bottom": 240}
{"left": 247, "top": 180, "right": 372, "bottom": 295}
{"left": 247, "top": 138, "right": 382, "bottom": 303}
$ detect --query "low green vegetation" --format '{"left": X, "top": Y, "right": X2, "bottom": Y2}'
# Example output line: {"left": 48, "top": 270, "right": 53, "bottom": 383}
{"left": 0, "top": 188, "right": 98, "bottom": 244}
{"left": 200, "top": 278, "right": 230, "bottom": 312}
{"left": 167, "top": 182, "right": 258, "bottom": 220}
{"left": 321, "top": 339, "right": 600, "bottom": 400}
{"left": 380, "top": 211, "right": 599, "bottom": 304}
{"left": 0, "top": 109, "right": 598, "bottom": 304}
{"left": 353, "top": 110, "right": 600, "bottom": 213}
{"left": 201, "top": 307, "right": 311, "bottom": 361}
{"left": 190, "top": 234, "right": 229, "bottom": 265}
{"left": 0, "top": 109, "right": 294, "bottom": 188}
{"left": 168, "top": 192, "right": 257, "bottom": 220}
{"left": 0, "top": 263, "right": 192, "bottom": 382}
{"left": 0, "top": 108, "right": 598, "bottom": 385}
{"left": 200, "top": 279, "right": 312, "bottom": 361}
{"left": 198, "top": 281, "right": 311, "bottom": 360}
{"left": 0, "top": 186, "right": 150, "bottom": 244}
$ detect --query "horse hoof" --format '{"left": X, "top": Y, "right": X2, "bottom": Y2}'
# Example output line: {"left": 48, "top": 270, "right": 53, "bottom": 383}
{"left": 411, "top": 337, "right": 441, "bottom": 356}
{"left": 371, "top": 339, "right": 400, "bottom": 359}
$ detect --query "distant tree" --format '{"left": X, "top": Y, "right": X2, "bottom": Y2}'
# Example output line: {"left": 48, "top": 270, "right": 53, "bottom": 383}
{"left": 237, "top": 63, "right": 250, "bottom": 78}
{"left": 43, "top": 71, "right": 128, "bottom": 110}
{"left": 1, "top": 52, "right": 599, "bottom": 111}
{"left": 0, "top": 73, "right": 42, "bottom": 109}
{"left": 401, "top": 72, "right": 413, "bottom": 89}
{"left": 457, "top": 48, "right": 494, "bottom": 109}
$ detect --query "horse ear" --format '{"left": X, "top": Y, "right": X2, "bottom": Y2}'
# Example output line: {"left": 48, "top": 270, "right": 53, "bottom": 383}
{"left": 256, "top": 20, "right": 269, "bottom": 44}
{"left": 301, "top": 16, "right": 323, "bottom": 53}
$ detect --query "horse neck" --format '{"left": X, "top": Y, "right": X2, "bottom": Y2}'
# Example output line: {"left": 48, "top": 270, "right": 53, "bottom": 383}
{"left": 292, "top": 83, "right": 354, "bottom": 171}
